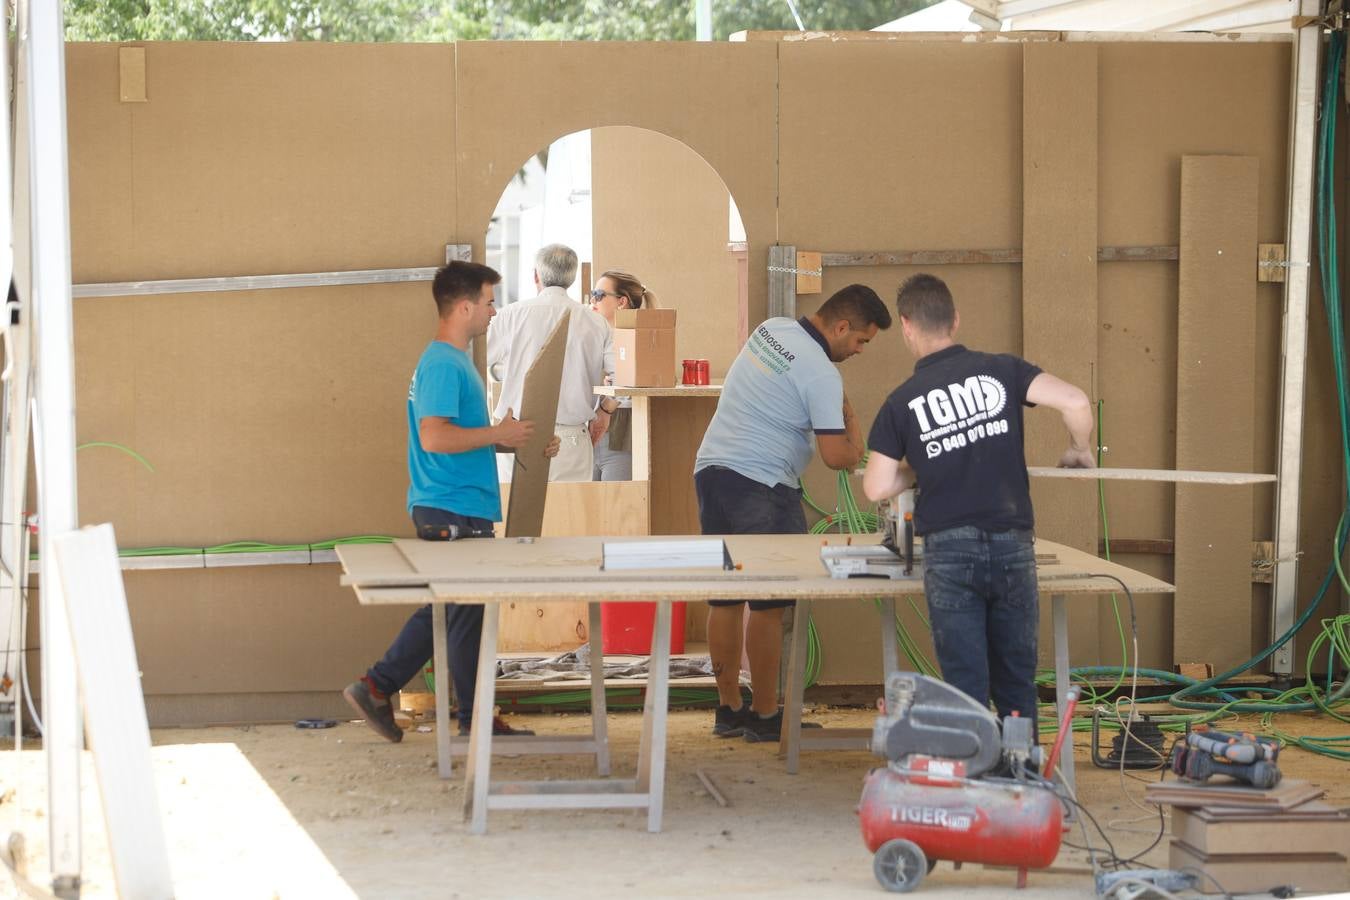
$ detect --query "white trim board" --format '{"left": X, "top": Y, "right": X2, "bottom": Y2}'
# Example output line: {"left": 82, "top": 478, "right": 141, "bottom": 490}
{"left": 1028, "top": 466, "right": 1275, "bottom": 484}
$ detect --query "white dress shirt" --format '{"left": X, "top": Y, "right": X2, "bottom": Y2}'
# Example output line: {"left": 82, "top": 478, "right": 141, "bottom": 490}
{"left": 487, "top": 286, "right": 615, "bottom": 427}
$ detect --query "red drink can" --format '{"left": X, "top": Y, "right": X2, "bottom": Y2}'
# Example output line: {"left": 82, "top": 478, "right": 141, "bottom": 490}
{"left": 696, "top": 359, "right": 710, "bottom": 385}
{"left": 682, "top": 359, "right": 698, "bottom": 385}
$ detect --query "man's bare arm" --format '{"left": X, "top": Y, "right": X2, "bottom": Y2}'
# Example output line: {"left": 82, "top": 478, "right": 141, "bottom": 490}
{"left": 1025, "top": 372, "right": 1095, "bottom": 468}
{"left": 863, "top": 450, "right": 915, "bottom": 502}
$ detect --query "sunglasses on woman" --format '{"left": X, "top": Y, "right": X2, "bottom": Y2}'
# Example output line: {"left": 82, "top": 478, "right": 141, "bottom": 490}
{"left": 590, "top": 288, "right": 623, "bottom": 301}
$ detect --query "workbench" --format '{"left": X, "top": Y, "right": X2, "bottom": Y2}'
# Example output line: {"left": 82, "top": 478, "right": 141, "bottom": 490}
{"left": 336, "top": 533, "right": 1173, "bottom": 834}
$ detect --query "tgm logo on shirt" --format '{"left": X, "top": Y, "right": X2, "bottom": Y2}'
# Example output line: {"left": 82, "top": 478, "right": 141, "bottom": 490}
{"left": 908, "top": 375, "right": 1006, "bottom": 438}
{"left": 910, "top": 375, "right": 1014, "bottom": 459}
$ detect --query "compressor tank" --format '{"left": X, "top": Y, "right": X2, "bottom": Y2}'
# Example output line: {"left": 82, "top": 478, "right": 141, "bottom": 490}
{"left": 859, "top": 767, "right": 1062, "bottom": 869}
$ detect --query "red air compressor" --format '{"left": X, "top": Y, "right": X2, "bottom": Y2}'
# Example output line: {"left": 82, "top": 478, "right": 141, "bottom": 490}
{"left": 858, "top": 674, "right": 1073, "bottom": 892}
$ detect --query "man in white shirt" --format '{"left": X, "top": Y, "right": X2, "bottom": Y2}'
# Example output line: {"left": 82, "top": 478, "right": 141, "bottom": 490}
{"left": 487, "top": 244, "right": 615, "bottom": 482}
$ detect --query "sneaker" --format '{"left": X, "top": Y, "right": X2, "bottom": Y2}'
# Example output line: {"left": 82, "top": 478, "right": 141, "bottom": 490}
{"left": 742, "top": 710, "right": 824, "bottom": 743}
{"left": 458, "top": 716, "right": 536, "bottom": 737}
{"left": 343, "top": 678, "right": 402, "bottom": 743}
{"left": 712, "top": 703, "right": 753, "bottom": 738}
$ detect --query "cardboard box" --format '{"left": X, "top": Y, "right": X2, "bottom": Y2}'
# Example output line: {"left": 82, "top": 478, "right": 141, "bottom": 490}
{"left": 614, "top": 309, "right": 677, "bottom": 387}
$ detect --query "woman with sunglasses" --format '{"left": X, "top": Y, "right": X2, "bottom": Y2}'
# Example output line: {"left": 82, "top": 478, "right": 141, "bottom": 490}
{"left": 588, "top": 270, "right": 657, "bottom": 481}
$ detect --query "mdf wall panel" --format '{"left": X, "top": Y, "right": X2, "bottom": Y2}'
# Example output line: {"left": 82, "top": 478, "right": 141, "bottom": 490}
{"left": 124, "top": 566, "right": 409, "bottom": 695}
{"left": 75, "top": 283, "right": 429, "bottom": 547}
{"left": 1173, "top": 156, "right": 1258, "bottom": 670}
{"left": 1023, "top": 43, "right": 1102, "bottom": 665}
{"left": 452, "top": 41, "right": 777, "bottom": 326}
{"left": 67, "top": 42, "right": 458, "bottom": 282}
{"left": 778, "top": 42, "right": 1023, "bottom": 253}
{"left": 1022, "top": 42, "right": 1098, "bottom": 551}
{"left": 592, "top": 126, "right": 742, "bottom": 380}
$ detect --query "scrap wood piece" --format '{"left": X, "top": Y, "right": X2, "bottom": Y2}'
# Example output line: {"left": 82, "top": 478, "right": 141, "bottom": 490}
{"left": 1027, "top": 466, "right": 1274, "bottom": 485}
{"left": 1143, "top": 777, "right": 1323, "bottom": 811}
{"left": 505, "top": 313, "right": 569, "bottom": 538}
{"left": 695, "top": 769, "right": 730, "bottom": 807}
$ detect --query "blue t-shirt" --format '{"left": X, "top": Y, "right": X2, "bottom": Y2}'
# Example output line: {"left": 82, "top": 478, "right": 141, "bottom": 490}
{"left": 695, "top": 317, "right": 845, "bottom": 488}
{"left": 406, "top": 341, "right": 502, "bottom": 521}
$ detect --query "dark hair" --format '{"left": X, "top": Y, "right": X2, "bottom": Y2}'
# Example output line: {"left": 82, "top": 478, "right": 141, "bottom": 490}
{"left": 432, "top": 261, "right": 500, "bottom": 317}
{"left": 598, "top": 269, "right": 655, "bottom": 310}
{"left": 816, "top": 283, "right": 892, "bottom": 331}
{"left": 895, "top": 273, "right": 955, "bottom": 334}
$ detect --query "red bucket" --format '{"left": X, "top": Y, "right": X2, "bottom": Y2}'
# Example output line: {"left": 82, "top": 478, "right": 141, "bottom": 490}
{"left": 600, "top": 602, "right": 687, "bottom": 655}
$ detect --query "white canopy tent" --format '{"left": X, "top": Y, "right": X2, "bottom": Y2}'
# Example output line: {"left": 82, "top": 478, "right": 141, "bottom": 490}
{"left": 879, "top": 0, "right": 1303, "bottom": 34}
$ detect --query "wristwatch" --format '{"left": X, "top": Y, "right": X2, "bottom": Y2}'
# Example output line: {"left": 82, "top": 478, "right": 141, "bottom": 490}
{"left": 598, "top": 398, "right": 618, "bottom": 415}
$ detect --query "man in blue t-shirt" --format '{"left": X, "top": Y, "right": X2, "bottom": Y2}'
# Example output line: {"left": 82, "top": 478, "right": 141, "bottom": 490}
{"left": 695, "top": 284, "right": 892, "bottom": 742}
{"left": 862, "top": 273, "right": 1094, "bottom": 730}
{"left": 344, "top": 261, "right": 560, "bottom": 743}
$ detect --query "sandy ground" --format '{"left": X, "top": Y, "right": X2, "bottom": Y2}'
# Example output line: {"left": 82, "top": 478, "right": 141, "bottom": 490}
{"left": 0, "top": 706, "right": 1347, "bottom": 899}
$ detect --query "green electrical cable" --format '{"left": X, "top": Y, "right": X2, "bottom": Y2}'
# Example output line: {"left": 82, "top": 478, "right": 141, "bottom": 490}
{"left": 76, "top": 441, "right": 156, "bottom": 473}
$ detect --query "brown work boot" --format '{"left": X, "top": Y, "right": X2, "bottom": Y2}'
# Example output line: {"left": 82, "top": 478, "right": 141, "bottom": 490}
{"left": 343, "top": 678, "right": 403, "bottom": 743}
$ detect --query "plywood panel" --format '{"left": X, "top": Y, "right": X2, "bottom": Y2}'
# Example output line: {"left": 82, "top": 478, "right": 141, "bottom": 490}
{"left": 1173, "top": 156, "right": 1258, "bottom": 670}
{"left": 67, "top": 42, "right": 457, "bottom": 282}
{"left": 648, "top": 396, "right": 720, "bottom": 536}
{"left": 591, "top": 126, "right": 742, "bottom": 380}
{"left": 496, "top": 480, "right": 649, "bottom": 651}
{"left": 504, "top": 314, "right": 568, "bottom": 537}
{"left": 453, "top": 41, "right": 778, "bottom": 328}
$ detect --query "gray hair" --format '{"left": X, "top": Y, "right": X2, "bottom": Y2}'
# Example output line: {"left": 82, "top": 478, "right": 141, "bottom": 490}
{"left": 535, "top": 244, "right": 578, "bottom": 288}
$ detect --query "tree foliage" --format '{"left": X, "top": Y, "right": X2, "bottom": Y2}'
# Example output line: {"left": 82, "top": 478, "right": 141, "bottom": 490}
{"left": 64, "top": 0, "right": 934, "bottom": 42}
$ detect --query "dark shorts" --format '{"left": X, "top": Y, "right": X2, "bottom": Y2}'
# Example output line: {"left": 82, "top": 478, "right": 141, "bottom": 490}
{"left": 694, "top": 465, "right": 807, "bottom": 611}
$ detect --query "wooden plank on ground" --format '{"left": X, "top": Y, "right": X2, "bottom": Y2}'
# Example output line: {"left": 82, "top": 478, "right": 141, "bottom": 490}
{"left": 1174, "top": 155, "right": 1258, "bottom": 670}
{"left": 53, "top": 524, "right": 174, "bottom": 900}
{"left": 505, "top": 314, "right": 569, "bottom": 538}
{"left": 1022, "top": 42, "right": 1100, "bottom": 665}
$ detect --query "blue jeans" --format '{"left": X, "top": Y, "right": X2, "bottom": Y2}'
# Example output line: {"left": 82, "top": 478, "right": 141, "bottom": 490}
{"left": 366, "top": 507, "right": 493, "bottom": 728}
{"left": 922, "top": 525, "right": 1039, "bottom": 732}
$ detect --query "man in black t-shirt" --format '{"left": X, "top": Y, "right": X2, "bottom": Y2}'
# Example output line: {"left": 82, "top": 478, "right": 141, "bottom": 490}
{"left": 862, "top": 273, "right": 1094, "bottom": 728}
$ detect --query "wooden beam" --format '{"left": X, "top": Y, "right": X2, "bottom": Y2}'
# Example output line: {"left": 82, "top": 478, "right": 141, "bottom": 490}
{"left": 818, "top": 245, "right": 1176, "bottom": 267}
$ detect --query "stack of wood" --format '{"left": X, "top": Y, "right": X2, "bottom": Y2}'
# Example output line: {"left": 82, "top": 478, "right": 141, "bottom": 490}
{"left": 1144, "top": 779, "right": 1349, "bottom": 894}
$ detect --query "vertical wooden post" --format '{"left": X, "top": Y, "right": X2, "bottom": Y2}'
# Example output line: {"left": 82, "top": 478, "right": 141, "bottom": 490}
{"left": 768, "top": 244, "right": 797, "bottom": 320}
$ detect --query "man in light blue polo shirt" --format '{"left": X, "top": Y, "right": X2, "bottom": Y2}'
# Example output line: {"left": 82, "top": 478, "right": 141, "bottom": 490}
{"left": 695, "top": 284, "right": 892, "bottom": 742}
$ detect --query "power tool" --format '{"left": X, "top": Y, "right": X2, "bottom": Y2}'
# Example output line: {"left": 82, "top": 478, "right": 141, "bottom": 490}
{"left": 858, "top": 673, "right": 1073, "bottom": 893}
{"left": 1168, "top": 726, "right": 1282, "bottom": 790}
{"left": 821, "top": 489, "right": 920, "bottom": 579}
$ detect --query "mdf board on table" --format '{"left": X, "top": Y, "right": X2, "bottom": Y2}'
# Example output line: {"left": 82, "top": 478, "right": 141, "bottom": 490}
{"left": 1173, "top": 156, "right": 1258, "bottom": 670}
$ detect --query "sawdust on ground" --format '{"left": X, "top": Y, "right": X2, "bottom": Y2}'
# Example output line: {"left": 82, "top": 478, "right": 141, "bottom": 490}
{"left": 0, "top": 706, "right": 1347, "bottom": 899}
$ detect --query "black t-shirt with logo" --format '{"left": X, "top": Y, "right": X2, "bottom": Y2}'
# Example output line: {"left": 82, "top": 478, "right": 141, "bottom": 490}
{"left": 868, "top": 344, "right": 1042, "bottom": 535}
